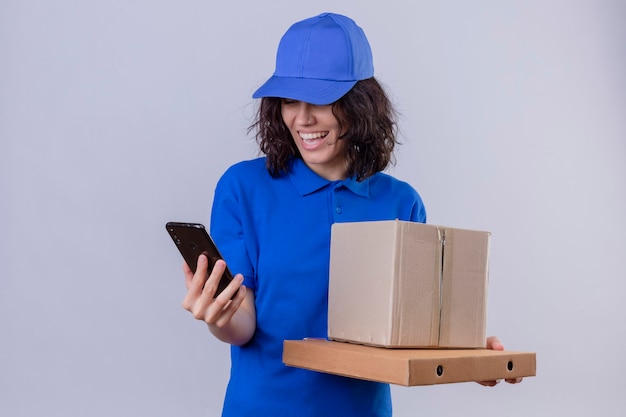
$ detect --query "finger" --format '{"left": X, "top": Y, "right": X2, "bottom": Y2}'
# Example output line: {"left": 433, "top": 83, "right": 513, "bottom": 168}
{"left": 203, "top": 274, "right": 245, "bottom": 318}
{"left": 218, "top": 272, "right": 245, "bottom": 301}
{"left": 198, "top": 258, "right": 227, "bottom": 302}
{"left": 486, "top": 335, "right": 504, "bottom": 350}
{"left": 204, "top": 273, "right": 244, "bottom": 324}
{"left": 213, "top": 283, "right": 246, "bottom": 328}
{"left": 182, "top": 280, "right": 208, "bottom": 314}
{"left": 182, "top": 287, "right": 203, "bottom": 314}
{"left": 183, "top": 260, "right": 194, "bottom": 289}
{"left": 187, "top": 264, "right": 229, "bottom": 322}
{"left": 182, "top": 259, "right": 193, "bottom": 274}
{"left": 477, "top": 379, "right": 501, "bottom": 387}
{"left": 192, "top": 260, "right": 232, "bottom": 323}
{"left": 505, "top": 377, "right": 523, "bottom": 384}
{"left": 182, "top": 255, "right": 210, "bottom": 312}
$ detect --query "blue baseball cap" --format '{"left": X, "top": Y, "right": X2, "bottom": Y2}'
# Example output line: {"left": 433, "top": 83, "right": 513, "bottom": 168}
{"left": 252, "top": 13, "right": 374, "bottom": 105}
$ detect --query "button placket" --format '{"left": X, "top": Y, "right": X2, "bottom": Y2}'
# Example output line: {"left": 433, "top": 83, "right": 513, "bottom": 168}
{"left": 332, "top": 184, "right": 344, "bottom": 220}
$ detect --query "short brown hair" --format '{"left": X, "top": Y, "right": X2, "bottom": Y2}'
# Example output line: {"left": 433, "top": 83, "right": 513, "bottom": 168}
{"left": 250, "top": 77, "right": 398, "bottom": 181}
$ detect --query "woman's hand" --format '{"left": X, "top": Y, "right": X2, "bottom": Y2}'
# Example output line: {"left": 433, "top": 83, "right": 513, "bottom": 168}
{"left": 477, "top": 336, "right": 524, "bottom": 387}
{"left": 181, "top": 254, "right": 256, "bottom": 345}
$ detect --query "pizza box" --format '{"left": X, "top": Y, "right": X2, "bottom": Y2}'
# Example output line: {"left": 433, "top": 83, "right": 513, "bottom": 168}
{"left": 283, "top": 339, "right": 536, "bottom": 386}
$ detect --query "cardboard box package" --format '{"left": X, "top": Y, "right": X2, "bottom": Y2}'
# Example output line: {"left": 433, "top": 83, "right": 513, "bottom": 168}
{"left": 283, "top": 339, "right": 536, "bottom": 386}
{"left": 328, "top": 220, "right": 490, "bottom": 348}
{"left": 285, "top": 221, "right": 536, "bottom": 386}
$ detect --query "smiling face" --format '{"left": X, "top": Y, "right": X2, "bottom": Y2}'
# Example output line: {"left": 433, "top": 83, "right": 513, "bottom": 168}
{"left": 281, "top": 99, "right": 348, "bottom": 181}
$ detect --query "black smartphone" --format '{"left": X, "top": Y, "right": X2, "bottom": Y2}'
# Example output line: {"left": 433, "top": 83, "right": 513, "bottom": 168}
{"left": 165, "top": 222, "right": 235, "bottom": 298}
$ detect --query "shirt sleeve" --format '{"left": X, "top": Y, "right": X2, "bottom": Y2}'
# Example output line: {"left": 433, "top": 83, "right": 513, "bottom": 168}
{"left": 210, "top": 167, "right": 257, "bottom": 291}
{"left": 410, "top": 191, "right": 427, "bottom": 223}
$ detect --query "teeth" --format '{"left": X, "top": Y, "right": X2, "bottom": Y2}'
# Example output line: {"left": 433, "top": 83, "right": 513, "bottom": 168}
{"left": 300, "top": 132, "right": 328, "bottom": 140}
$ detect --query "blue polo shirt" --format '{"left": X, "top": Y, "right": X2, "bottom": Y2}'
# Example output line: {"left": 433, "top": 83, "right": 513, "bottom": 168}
{"left": 210, "top": 157, "right": 426, "bottom": 417}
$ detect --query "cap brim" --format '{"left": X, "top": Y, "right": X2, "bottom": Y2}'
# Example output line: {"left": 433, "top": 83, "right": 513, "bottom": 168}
{"left": 252, "top": 76, "right": 357, "bottom": 105}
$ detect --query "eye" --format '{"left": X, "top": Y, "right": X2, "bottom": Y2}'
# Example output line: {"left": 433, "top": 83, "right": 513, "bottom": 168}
{"left": 281, "top": 98, "right": 298, "bottom": 106}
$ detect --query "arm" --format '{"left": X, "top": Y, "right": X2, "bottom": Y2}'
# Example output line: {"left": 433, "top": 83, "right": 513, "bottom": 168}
{"left": 181, "top": 255, "right": 256, "bottom": 346}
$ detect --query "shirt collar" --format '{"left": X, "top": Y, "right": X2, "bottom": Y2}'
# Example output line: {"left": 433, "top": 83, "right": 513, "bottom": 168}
{"left": 288, "top": 158, "right": 370, "bottom": 197}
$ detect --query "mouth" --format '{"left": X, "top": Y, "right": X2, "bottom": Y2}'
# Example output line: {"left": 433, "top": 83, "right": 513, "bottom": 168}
{"left": 299, "top": 131, "right": 329, "bottom": 146}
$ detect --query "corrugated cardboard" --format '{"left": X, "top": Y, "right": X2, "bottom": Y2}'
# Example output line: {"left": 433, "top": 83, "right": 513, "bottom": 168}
{"left": 283, "top": 339, "right": 536, "bottom": 386}
{"left": 328, "top": 220, "right": 490, "bottom": 348}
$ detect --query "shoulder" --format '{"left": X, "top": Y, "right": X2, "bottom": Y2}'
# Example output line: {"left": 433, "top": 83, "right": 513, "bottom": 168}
{"left": 222, "top": 157, "right": 268, "bottom": 177}
{"left": 217, "top": 158, "right": 269, "bottom": 187}
{"left": 370, "top": 172, "right": 420, "bottom": 197}
{"left": 368, "top": 172, "right": 427, "bottom": 222}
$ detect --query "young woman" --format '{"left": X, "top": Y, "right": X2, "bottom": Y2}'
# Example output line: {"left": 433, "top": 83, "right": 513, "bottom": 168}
{"left": 181, "top": 12, "right": 518, "bottom": 417}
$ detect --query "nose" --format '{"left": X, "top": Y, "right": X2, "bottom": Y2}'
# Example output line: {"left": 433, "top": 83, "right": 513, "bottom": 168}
{"left": 296, "top": 102, "right": 315, "bottom": 125}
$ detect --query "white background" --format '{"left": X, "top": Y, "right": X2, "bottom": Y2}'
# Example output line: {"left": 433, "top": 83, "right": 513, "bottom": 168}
{"left": 1, "top": 1, "right": 625, "bottom": 416}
